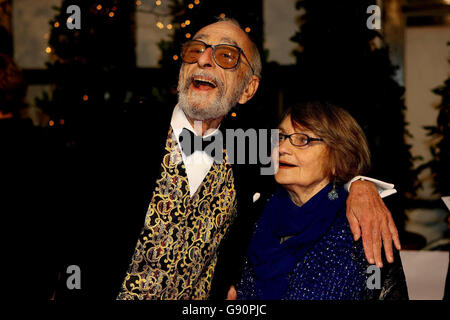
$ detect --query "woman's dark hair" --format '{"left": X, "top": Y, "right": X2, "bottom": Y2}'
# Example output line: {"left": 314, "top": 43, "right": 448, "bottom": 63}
{"left": 282, "top": 101, "right": 371, "bottom": 185}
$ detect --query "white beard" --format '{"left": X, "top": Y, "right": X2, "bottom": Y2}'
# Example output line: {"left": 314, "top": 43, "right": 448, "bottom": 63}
{"left": 177, "top": 67, "right": 247, "bottom": 121}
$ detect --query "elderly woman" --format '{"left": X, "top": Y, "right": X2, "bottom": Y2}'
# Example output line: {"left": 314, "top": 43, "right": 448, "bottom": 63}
{"left": 231, "top": 101, "right": 407, "bottom": 300}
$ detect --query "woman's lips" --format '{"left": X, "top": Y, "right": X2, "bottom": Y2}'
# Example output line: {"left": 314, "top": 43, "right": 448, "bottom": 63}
{"left": 278, "top": 161, "right": 296, "bottom": 168}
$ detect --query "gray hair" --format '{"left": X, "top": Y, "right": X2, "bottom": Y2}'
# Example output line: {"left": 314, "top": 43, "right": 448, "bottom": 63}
{"left": 214, "top": 17, "right": 262, "bottom": 79}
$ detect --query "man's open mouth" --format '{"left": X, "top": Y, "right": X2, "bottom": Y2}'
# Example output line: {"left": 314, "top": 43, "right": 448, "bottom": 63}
{"left": 192, "top": 77, "right": 217, "bottom": 89}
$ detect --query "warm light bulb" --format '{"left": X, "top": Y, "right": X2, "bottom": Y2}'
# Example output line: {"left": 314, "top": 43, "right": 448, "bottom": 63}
{"left": 67, "top": 17, "right": 73, "bottom": 23}
{"left": 194, "top": 0, "right": 200, "bottom": 4}
{"left": 96, "top": 4, "right": 102, "bottom": 10}
{"left": 109, "top": 12, "right": 115, "bottom": 17}
{"left": 245, "top": 27, "right": 251, "bottom": 33}
{"left": 54, "top": 22, "right": 60, "bottom": 28}
{"left": 188, "top": 3, "right": 194, "bottom": 9}
{"left": 185, "top": 33, "right": 191, "bottom": 38}
{"left": 185, "top": 20, "right": 190, "bottom": 25}
{"left": 156, "top": 0, "right": 162, "bottom": 5}
{"left": 49, "top": 120, "right": 54, "bottom": 127}
{"left": 219, "top": 13, "right": 225, "bottom": 19}
{"left": 156, "top": 22, "right": 164, "bottom": 29}
{"left": 45, "top": 47, "right": 52, "bottom": 54}
{"left": 83, "top": 95, "right": 89, "bottom": 101}
{"left": 181, "top": 22, "right": 186, "bottom": 28}
{"left": 173, "top": 55, "right": 179, "bottom": 60}
{"left": 167, "top": 24, "right": 173, "bottom": 30}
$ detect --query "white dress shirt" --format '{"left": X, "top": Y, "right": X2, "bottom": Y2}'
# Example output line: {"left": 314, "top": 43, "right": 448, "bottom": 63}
{"left": 171, "top": 104, "right": 220, "bottom": 197}
{"left": 170, "top": 105, "right": 396, "bottom": 199}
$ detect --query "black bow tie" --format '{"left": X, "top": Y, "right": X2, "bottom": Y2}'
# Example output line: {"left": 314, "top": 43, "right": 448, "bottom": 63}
{"left": 179, "top": 128, "right": 222, "bottom": 161}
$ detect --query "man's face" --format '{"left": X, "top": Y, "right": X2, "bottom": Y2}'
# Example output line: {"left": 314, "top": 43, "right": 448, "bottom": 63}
{"left": 177, "top": 21, "right": 254, "bottom": 121}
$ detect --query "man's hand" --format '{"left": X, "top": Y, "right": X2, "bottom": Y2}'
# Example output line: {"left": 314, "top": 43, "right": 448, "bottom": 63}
{"left": 346, "top": 180, "right": 401, "bottom": 268}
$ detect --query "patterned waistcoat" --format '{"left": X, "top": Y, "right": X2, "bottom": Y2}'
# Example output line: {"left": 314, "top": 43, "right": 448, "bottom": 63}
{"left": 117, "top": 127, "right": 237, "bottom": 300}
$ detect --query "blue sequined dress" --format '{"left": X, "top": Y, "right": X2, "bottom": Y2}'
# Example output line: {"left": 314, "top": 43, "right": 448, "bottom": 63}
{"left": 237, "top": 193, "right": 374, "bottom": 300}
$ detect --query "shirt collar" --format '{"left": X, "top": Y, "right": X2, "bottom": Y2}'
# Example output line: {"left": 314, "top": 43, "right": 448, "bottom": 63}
{"left": 170, "top": 104, "right": 221, "bottom": 139}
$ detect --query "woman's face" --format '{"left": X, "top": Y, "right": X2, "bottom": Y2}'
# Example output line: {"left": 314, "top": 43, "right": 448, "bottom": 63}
{"left": 275, "top": 115, "right": 331, "bottom": 194}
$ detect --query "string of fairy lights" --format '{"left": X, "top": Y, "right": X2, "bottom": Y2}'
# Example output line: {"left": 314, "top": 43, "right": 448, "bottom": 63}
{"left": 134, "top": 0, "right": 252, "bottom": 61}
{"left": 137, "top": 0, "right": 200, "bottom": 42}
{"left": 45, "top": 1, "right": 252, "bottom": 58}
{"left": 43, "top": 1, "right": 252, "bottom": 126}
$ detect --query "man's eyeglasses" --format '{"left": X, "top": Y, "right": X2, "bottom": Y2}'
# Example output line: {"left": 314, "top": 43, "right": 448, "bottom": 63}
{"left": 181, "top": 39, "right": 255, "bottom": 75}
{"left": 278, "top": 132, "right": 324, "bottom": 147}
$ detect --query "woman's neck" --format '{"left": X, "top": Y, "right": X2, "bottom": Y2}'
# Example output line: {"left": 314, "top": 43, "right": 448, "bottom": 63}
{"left": 285, "top": 179, "right": 330, "bottom": 207}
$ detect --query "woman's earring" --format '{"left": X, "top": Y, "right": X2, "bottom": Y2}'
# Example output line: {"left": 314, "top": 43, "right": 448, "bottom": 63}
{"left": 328, "top": 180, "right": 338, "bottom": 200}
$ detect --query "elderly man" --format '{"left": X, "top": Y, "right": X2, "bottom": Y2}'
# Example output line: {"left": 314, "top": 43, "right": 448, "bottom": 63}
{"left": 58, "top": 18, "right": 400, "bottom": 300}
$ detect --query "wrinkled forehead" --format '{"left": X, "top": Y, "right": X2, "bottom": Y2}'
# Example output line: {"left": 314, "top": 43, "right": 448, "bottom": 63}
{"left": 193, "top": 21, "right": 252, "bottom": 53}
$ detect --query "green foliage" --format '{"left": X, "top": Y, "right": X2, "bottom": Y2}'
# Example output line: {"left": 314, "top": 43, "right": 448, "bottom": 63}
{"left": 418, "top": 72, "right": 450, "bottom": 196}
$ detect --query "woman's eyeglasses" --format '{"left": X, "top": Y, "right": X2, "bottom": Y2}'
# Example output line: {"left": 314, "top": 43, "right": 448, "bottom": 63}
{"left": 278, "top": 132, "right": 324, "bottom": 147}
{"left": 181, "top": 39, "right": 255, "bottom": 75}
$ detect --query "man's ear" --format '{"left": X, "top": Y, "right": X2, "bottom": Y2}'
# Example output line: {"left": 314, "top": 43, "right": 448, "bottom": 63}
{"left": 238, "top": 75, "right": 260, "bottom": 104}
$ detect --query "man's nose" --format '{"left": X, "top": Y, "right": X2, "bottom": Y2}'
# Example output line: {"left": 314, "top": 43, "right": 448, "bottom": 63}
{"left": 197, "top": 47, "right": 215, "bottom": 68}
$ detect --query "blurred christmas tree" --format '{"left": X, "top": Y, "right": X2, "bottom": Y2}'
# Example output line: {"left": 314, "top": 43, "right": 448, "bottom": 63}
{"left": 288, "top": 0, "right": 420, "bottom": 229}
{"left": 36, "top": 0, "right": 136, "bottom": 146}
{"left": 419, "top": 50, "right": 450, "bottom": 197}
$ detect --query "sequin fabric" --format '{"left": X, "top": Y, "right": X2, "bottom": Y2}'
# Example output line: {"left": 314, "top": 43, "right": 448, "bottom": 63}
{"left": 117, "top": 127, "right": 237, "bottom": 300}
{"left": 237, "top": 213, "right": 375, "bottom": 300}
